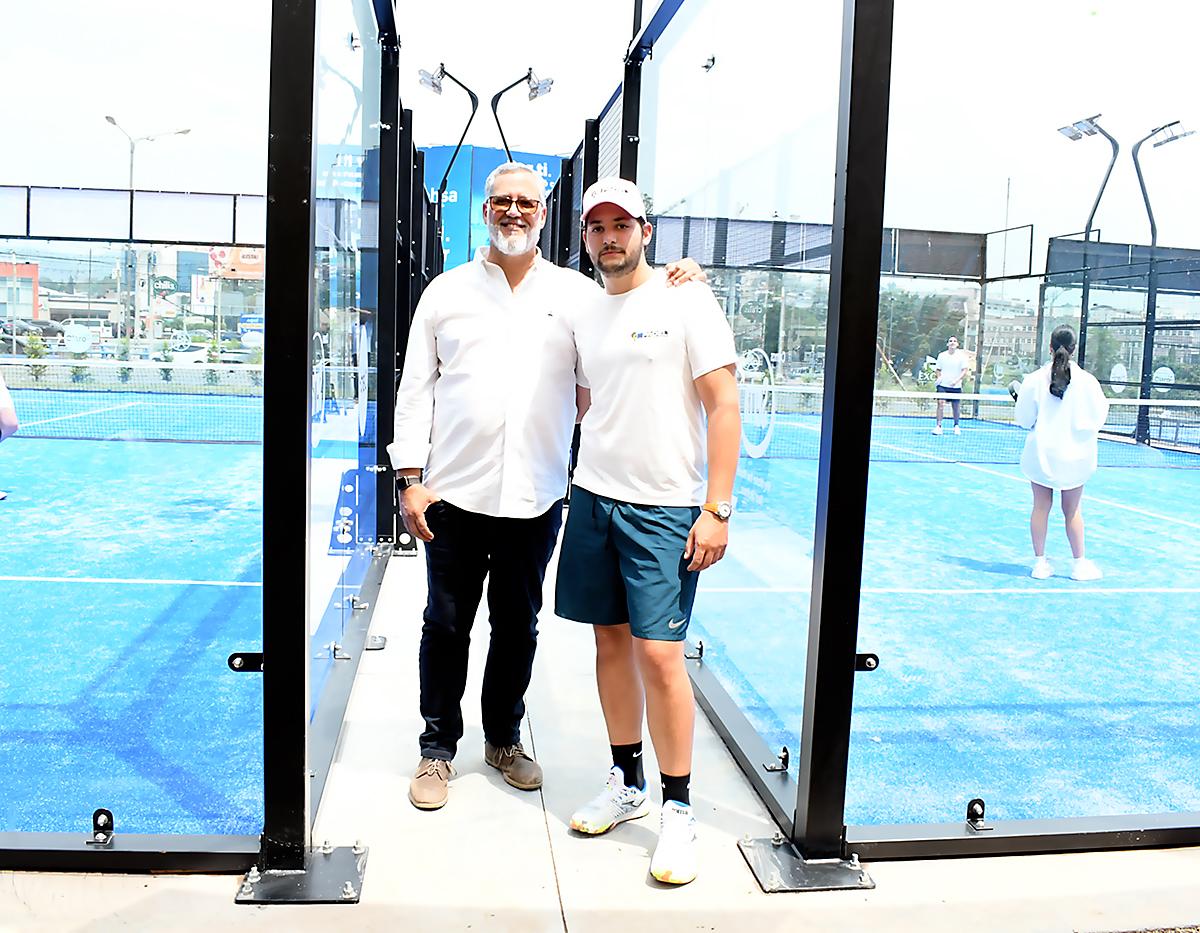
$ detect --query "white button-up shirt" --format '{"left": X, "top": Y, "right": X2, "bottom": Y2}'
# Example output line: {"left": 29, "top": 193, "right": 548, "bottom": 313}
{"left": 387, "top": 248, "right": 596, "bottom": 518}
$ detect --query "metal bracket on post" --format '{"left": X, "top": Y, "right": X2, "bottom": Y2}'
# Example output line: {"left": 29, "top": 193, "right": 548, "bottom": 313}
{"left": 855, "top": 653, "right": 879, "bottom": 672}
{"left": 236, "top": 841, "right": 369, "bottom": 905}
{"left": 228, "top": 652, "right": 264, "bottom": 673}
{"left": 87, "top": 809, "right": 115, "bottom": 847}
{"left": 966, "top": 798, "right": 992, "bottom": 832}
{"left": 684, "top": 639, "right": 704, "bottom": 661}
{"left": 737, "top": 832, "right": 874, "bottom": 893}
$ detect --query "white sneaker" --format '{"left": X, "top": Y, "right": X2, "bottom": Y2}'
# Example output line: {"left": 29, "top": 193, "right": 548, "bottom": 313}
{"left": 953, "top": 425, "right": 961, "bottom": 435}
{"left": 1031, "top": 556, "right": 1053, "bottom": 580}
{"left": 931, "top": 425, "right": 943, "bottom": 435}
{"left": 569, "top": 767, "right": 649, "bottom": 835}
{"left": 650, "top": 801, "right": 698, "bottom": 885}
{"left": 1071, "top": 557, "right": 1103, "bottom": 581}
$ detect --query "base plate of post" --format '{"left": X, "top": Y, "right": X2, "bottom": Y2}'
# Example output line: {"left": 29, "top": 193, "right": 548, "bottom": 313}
{"left": 235, "top": 844, "right": 367, "bottom": 905}
{"left": 738, "top": 834, "right": 874, "bottom": 893}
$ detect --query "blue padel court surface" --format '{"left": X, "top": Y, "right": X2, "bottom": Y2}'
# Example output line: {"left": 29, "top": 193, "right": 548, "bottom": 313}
{"left": 693, "top": 410, "right": 1200, "bottom": 827}
{"left": 0, "top": 435, "right": 264, "bottom": 835}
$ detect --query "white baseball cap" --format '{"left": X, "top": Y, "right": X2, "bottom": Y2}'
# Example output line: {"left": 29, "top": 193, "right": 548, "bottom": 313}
{"left": 581, "top": 176, "right": 647, "bottom": 224}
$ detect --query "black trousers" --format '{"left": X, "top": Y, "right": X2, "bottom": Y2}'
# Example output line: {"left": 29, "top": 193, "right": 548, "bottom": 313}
{"left": 418, "top": 499, "right": 563, "bottom": 761}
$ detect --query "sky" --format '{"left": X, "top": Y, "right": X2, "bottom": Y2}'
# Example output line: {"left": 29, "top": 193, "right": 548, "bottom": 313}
{"left": 0, "top": 0, "right": 1196, "bottom": 266}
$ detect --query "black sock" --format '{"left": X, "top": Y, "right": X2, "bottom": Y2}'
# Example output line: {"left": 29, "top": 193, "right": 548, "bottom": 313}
{"left": 611, "top": 742, "right": 644, "bottom": 789}
{"left": 661, "top": 772, "right": 691, "bottom": 807}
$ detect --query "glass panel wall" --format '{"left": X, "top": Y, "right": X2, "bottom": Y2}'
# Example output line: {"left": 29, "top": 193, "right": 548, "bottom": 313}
{"left": 0, "top": 237, "right": 264, "bottom": 834}
{"left": 308, "top": 0, "right": 381, "bottom": 711}
{"left": 638, "top": 0, "right": 842, "bottom": 762}
{"left": 848, "top": 0, "right": 1200, "bottom": 828}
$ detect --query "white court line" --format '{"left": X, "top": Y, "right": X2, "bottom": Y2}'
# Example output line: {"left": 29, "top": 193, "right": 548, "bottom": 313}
{"left": 785, "top": 419, "right": 1200, "bottom": 533}
{"left": 701, "top": 586, "right": 1200, "bottom": 595}
{"left": 21, "top": 401, "right": 144, "bottom": 428}
{"left": 0, "top": 575, "right": 261, "bottom": 587}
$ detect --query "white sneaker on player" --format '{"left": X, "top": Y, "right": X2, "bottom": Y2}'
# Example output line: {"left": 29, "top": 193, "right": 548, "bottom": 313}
{"left": 1030, "top": 556, "right": 1053, "bottom": 580}
{"left": 650, "top": 801, "right": 698, "bottom": 885}
{"left": 569, "top": 767, "right": 648, "bottom": 835}
{"left": 1071, "top": 557, "right": 1103, "bottom": 581}
{"left": 953, "top": 425, "right": 961, "bottom": 435}
{"left": 931, "top": 425, "right": 943, "bottom": 435}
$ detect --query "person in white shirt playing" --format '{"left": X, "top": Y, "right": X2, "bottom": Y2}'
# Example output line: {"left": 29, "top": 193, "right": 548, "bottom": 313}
{"left": 932, "top": 335, "right": 969, "bottom": 435}
{"left": 555, "top": 178, "right": 741, "bottom": 886}
{"left": 1014, "top": 324, "right": 1109, "bottom": 582}
{"left": 0, "top": 370, "right": 18, "bottom": 501}
{"left": 388, "top": 162, "right": 704, "bottom": 812}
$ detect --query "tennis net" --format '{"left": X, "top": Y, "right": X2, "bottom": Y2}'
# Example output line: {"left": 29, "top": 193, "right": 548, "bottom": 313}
{"left": 739, "top": 384, "right": 1200, "bottom": 467}
{"left": 1, "top": 358, "right": 263, "bottom": 444}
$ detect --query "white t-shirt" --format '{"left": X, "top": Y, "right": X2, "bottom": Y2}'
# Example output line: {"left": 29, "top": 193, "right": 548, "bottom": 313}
{"left": 569, "top": 271, "right": 738, "bottom": 506}
{"left": 935, "top": 349, "right": 969, "bottom": 388}
{"left": 1014, "top": 362, "right": 1110, "bottom": 490}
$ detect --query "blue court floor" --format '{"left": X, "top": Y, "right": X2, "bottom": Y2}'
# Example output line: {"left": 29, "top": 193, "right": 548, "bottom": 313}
{"left": 694, "top": 445, "right": 1200, "bottom": 826}
{"left": 0, "top": 436, "right": 263, "bottom": 835}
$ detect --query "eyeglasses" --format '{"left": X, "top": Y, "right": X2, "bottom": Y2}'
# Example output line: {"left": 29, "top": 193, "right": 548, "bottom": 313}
{"left": 488, "top": 195, "right": 541, "bottom": 215}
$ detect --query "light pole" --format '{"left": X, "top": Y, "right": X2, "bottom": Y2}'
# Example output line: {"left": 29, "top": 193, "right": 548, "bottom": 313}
{"left": 418, "top": 65, "right": 479, "bottom": 247}
{"left": 489, "top": 68, "right": 553, "bottom": 161}
{"left": 8, "top": 251, "right": 17, "bottom": 355}
{"left": 1057, "top": 114, "right": 1119, "bottom": 367}
{"left": 104, "top": 115, "right": 191, "bottom": 190}
{"left": 1131, "top": 120, "right": 1194, "bottom": 441}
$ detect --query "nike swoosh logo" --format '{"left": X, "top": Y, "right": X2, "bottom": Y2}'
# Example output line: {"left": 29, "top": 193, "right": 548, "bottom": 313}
{"left": 632, "top": 751, "right": 642, "bottom": 758}
{"left": 667, "top": 619, "right": 686, "bottom": 630}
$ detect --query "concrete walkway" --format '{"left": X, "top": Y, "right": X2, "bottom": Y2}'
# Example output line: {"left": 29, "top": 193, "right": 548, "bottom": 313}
{"left": 3, "top": 544, "right": 1200, "bottom": 931}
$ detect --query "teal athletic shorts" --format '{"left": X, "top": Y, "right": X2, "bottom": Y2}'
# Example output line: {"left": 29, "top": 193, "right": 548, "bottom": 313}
{"left": 555, "top": 487, "right": 701, "bottom": 642}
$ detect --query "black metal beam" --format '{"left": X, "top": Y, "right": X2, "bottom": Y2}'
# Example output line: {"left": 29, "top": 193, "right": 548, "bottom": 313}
{"left": 374, "top": 32, "right": 401, "bottom": 543}
{"left": 619, "top": 56, "right": 642, "bottom": 181}
{"left": 556, "top": 157, "right": 575, "bottom": 267}
{"left": 260, "top": 0, "right": 319, "bottom": 871}
{"left": 395, "top": 108, "right": 415, "bottom": 371}
{"left": 846, "top": 812, "right": 1200, "bottom": 861}
{"left": 579, "top": 118, "right": 600, "bottom": 279}
{"left": 0, "top": 834, "right": 259, "bottom": 873}
{"left": 793, "top": 0, "right": 895, "bottom": 860}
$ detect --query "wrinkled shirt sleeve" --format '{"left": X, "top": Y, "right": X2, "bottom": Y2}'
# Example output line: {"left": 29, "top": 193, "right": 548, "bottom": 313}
{"left": 1014, "top": 373, "right": 1039, "bottom": 429}
{"left": 1074, "top": 375, "right": 1110, "bottom": 434}
{"left": 387, "top": 290, "right": 439, "bottom": 470}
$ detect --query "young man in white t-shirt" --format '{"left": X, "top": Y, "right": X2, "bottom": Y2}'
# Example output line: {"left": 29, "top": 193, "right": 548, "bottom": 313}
{"left": 554, "top": 178, "right": 741, "bottom": 885}
{"left": 933, "top": 335, "right": 969, "bottom": 435}
{"left": 0, "top": 371, "right": 18, "bottom": 500}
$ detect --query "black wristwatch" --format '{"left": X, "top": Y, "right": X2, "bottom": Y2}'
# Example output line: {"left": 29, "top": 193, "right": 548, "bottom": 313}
{"left": 397, "top": 474, "right": 423, "bottom": 490}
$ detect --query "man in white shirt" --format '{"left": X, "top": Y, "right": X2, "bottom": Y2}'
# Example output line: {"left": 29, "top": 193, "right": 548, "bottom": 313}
{"left": 388, "top": 162, "right": 703, "bottom": 812}
{"left": 555, "top": 178, "right": 740, "bottom": 886}
{"left": 0, "top": 370, "right": 18, "bottom": 501}
{"left": 933, "top": 335, "right": 969, "bottom": 435}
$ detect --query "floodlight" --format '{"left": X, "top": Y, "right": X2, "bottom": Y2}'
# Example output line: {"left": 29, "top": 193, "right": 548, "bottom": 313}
{"left": 1058, "top": 125, "right": 1083, "bottom": 141}
{"left": 527, "top": 71, "right": 554, "bottom": 101}
{"left": 418, "top": 66, "right": 444, "bottom": 94}
{"left": 1152, "top": 121, "right": 1196, "bottom": 148}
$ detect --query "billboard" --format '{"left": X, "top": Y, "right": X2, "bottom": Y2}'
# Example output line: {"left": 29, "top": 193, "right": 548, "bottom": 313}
{"left": 420, "top": 145, "right": 562, "bottom": 270}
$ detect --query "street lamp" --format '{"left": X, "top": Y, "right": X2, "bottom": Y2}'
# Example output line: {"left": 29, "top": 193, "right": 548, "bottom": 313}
{"left": 489, "top": 68, "right": 554, "bottom": 161}
{"left": 104, "top": 115, "right": 191, "bottom": 190}
{"left": 1057, "top": 113, "right": 1119, "bottom": 366}
{"left": 1131, "top": 120, "right": 1194, "bottom": 441}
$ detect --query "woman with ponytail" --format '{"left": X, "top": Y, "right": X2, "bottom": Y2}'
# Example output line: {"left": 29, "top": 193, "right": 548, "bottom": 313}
{"left": 1013, "top": 324, "right": 1110, "bottom": 581}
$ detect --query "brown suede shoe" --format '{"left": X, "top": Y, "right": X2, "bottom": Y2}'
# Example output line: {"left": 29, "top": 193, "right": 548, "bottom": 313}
{"left": 409, "top": 757, "right": 454, "bottom": 810}
{"left": 484, "top": 742, "right": 543, "bottom": 790}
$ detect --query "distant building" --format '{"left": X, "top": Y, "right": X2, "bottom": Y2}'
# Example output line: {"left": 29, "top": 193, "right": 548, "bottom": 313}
{"left": 0, "top": 260, "right": 42, "bottom": 319}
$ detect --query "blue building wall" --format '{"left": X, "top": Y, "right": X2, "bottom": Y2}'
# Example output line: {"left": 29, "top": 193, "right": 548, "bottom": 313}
{"left": 420, "top": 145, "right": 562, "bottom": 270}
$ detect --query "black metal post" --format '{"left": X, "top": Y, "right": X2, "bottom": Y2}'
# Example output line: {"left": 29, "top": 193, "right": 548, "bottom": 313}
{"left": 556, "top": 156, "right": 575, "bottom": 266}
{"left": 261, "top": 0, "right": 319, "bottom": 871}
{"left": 1077, "top": 123, "right": 1119, "bottom": 368}
{"left": 620, "top": 55, "right": 643, "bottom": 181}
{"left": 1132, "top": 127, "right": 1161, "bottom": 444}
{"left": 793, "top": 0, "right": 895, "bottom": 861}
{"left": 579, "top": 118, "right": 600, "bottom": 279}
{"left": 374, "top": 26, "right": 400, "bottom": 542}
{"left": 396, "top": 108, "right": 415, "bottom": 373}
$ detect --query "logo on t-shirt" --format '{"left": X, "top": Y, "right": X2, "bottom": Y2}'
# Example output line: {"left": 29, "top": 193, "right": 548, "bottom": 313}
{"left": 630, "top": 329, "right": 670, "bottom": 340}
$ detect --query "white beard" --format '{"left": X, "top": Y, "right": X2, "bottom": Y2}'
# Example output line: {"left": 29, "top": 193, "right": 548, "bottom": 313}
{"left": 488, "top": 219, "right": 542, "bottom": 256}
